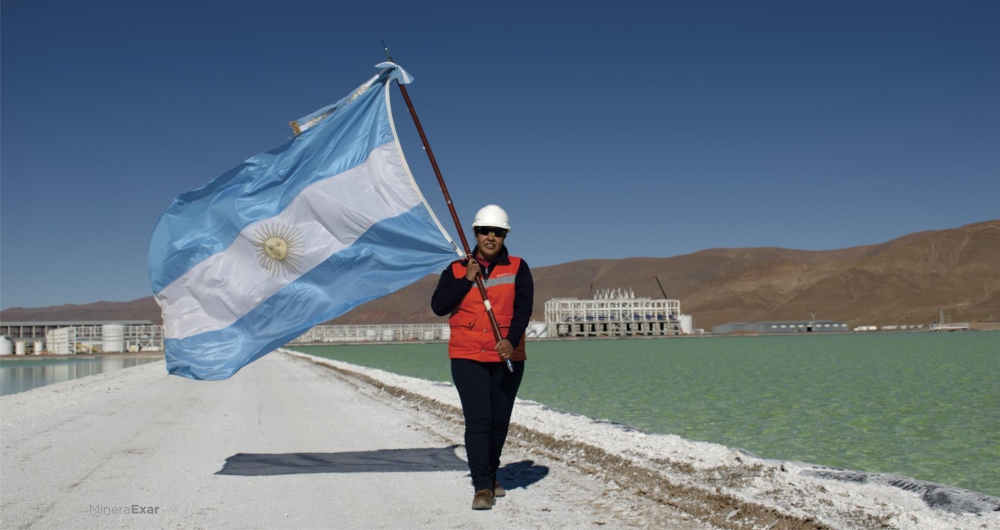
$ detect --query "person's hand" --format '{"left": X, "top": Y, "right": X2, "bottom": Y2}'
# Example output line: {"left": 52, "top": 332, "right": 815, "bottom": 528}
{"left": 464, "top": 258, "right": 481, "bottom": 281}
{"left": 496, "top": 339, "right": 513, "bottom": 360}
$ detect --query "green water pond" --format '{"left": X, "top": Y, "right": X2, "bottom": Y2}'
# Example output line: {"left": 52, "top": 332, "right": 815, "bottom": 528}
{"left": 290, "top": 332, "right": 999, "bottom": 497}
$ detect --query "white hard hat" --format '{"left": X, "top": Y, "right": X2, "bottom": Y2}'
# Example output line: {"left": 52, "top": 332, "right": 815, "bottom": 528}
{"left": 472, "top": 205, "right": 511, "bottom": 231}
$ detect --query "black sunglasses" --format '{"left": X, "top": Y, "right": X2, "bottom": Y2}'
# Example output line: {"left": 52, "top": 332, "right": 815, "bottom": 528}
{"left": 474, "top": 226, "right": 508, "bottom": 237}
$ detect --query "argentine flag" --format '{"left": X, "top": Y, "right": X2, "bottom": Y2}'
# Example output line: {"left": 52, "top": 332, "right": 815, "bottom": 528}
{"left": 148, "top": 63, "right": 460, "bottom": 380}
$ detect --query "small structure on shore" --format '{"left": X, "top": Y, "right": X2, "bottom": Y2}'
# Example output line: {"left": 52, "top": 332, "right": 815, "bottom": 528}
{"left": 930, "top": 309, "right": 971, "bottom": 331}
{"left": 713, "top": 320, "right": 849, "bottom": 334}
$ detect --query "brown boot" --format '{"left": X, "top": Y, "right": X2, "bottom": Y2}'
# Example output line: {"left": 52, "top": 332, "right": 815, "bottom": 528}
{"left": 472, "top": 488, "right": 494, "bottom": 510}
{"left": 493, "top": 480, "right": 506, "bottom": 498}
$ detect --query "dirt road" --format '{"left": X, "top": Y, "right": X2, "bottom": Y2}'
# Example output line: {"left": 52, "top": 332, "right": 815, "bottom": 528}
{"left": 0, "top": 352, "right": 706, "bottom": 529}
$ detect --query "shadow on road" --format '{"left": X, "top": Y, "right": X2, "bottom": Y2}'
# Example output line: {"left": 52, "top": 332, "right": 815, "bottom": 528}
{"left": 216, "top": 446, "right": 467, "bottom": 476}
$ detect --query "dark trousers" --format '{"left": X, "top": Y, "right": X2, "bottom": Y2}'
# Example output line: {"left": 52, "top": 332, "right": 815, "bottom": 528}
{"left": 450, "top": 359, "right": 524, "bottom": 492}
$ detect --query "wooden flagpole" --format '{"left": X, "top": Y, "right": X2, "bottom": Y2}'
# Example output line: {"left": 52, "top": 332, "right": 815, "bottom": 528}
{"left": 383, "top": 49, "right": 513, "bottom": 371}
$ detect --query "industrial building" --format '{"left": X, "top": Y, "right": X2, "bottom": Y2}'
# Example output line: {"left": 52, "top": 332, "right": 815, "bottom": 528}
{"left": 544, "top": 289, "right": 691, "bottom": 338}
{"left": 712, "top": 320, "right": 849, "bottom": 334}
{"left": 0, "top": 320, "right": 163, "bottom": 354}
{"left": 292, "top": 323, "right": 450, "bottom": 343}
{"left": 1, "top": 293, "right": 697, "bottom": 355}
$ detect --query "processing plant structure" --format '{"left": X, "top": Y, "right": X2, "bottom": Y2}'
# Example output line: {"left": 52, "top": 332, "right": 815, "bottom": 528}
{"left": 544, "top": 288, "right": 690, "bottom": 338}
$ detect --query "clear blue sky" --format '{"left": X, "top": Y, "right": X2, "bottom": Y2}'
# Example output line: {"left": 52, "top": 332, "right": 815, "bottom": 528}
{"left": 2, "top": 1, "right": 998, "bottom": 309}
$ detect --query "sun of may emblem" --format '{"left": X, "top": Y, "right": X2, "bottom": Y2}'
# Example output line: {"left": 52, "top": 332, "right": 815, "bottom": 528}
{"left": 252, "top": 223, "right": 304, "bottom": 276}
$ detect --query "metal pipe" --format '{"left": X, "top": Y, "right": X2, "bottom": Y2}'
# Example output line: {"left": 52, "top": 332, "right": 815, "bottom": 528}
{"left": 655, "top": 276, "right": 669, "bottom": 299}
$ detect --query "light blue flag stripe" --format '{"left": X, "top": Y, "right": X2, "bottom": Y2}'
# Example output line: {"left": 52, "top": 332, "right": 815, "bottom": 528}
{"left": 164, "top": 203, "right": 454, "bottom": 380}
{"left": 148, "top": 76, "right": 393, "bottom": 294}
{"left": 150, "top": 63, "right": 459, "bottom": 380}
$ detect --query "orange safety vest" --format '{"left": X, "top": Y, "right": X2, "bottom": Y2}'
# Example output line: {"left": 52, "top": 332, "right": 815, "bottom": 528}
{"left": 447, "top": 256, "right": 526, "bottom": 362}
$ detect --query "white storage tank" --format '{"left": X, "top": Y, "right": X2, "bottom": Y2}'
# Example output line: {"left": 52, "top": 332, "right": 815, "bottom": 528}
{"left": 0, "top": 336, "right": 13, "bottom": 356}
{"left": 423, "top": 330, "right": 435, "bottom": 341}
{"left": 46, "top": 328, "right": 76, "bottom": 355}
{"left": 441, "top": 327, "right": 451, "bottom": 341}
{"left": 381, "top": 329, "right": 395, "bottom": 341}
{"left": 33, "top": 340, "right": 43, "bottom": 355}
{"left": 102, "top": 324, "right": 125, "bottom": 353}
{"left": 679, "top": 315, "right": 693, "bottom": 335}
{"left": 527, "top": 322, "right": 549, "bottom": 338}
{"left": 15, "top": 341, "right": 26, "bottom": 356}
{"left": 365, "top": 329, "right": 377, "bottom": 341}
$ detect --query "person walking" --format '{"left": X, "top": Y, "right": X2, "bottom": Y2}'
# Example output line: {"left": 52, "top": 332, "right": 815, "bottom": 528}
{"left": 431, "top": 204, "right": 534, "bottom": 510}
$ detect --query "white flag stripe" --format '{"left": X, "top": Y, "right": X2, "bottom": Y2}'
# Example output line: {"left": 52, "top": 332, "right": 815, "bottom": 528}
{"left": 157, "top": 144, "right": 421, "bottom": 340}
{"left": 383, "top": 84, "right": 463, "bottom": 258}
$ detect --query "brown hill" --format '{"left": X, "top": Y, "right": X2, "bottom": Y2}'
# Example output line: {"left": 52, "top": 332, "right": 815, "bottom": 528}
{"left": 0, "top": 298, "right": 162, "bottom": 323}
{"left": 2, "top": 220, "right": 997, "bottom": 329}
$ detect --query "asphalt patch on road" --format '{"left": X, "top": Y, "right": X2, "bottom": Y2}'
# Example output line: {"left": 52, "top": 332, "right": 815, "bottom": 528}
{"left": 217, "top": 446, "right": 468, "bottom": 476}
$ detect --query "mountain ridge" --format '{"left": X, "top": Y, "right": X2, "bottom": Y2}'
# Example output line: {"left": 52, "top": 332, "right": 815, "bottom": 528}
{"left": 2, "top": 220, "right": 997, "bottom": 330}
